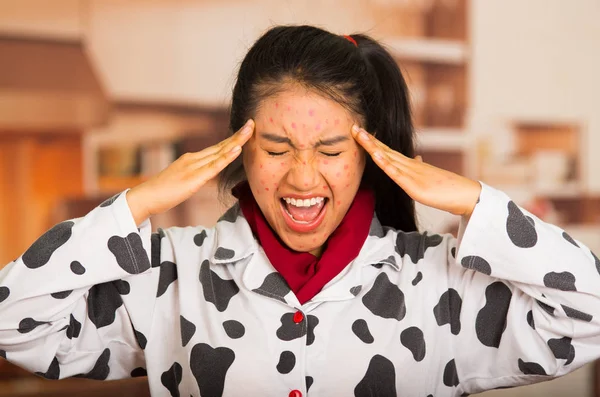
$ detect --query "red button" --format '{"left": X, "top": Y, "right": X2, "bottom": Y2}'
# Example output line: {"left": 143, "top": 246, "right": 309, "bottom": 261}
{"left": 289, "top": 390, "right": 302, "bottom": 397}
{"left": 293, "top": 311, "right": 304, "bottom": 323}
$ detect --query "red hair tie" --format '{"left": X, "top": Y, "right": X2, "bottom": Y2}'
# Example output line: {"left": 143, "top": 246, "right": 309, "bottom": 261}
{"left": 343, "top": 35, "right": 358, "bottom": 47}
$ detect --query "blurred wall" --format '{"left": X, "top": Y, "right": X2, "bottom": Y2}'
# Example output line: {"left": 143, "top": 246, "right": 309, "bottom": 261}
{"left": 470, "top": 0, "right": 600, "bottom": 194}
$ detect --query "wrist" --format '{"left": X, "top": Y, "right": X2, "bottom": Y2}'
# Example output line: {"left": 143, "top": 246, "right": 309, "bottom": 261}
{"left": 126, "top": 187, "right": 150, "bottom": 226}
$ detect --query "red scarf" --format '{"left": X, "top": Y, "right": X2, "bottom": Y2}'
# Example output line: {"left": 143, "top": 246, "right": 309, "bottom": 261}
{"left": 234, "top": 182, "right": 375, "bottom": 304}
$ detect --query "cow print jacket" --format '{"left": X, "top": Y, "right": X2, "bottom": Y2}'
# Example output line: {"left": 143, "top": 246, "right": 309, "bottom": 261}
{"left": 0, "top": 182, "right": 599, "bottom": 397}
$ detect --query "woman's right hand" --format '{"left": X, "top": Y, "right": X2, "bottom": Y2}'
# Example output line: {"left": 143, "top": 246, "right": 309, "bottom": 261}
{"left": 126, "top": 119, "right": 254, "bottom": 225}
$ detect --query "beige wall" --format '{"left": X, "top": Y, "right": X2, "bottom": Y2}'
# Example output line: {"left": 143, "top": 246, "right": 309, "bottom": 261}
{"left": 470, "top": 0, "right": 600, "bottom": 194}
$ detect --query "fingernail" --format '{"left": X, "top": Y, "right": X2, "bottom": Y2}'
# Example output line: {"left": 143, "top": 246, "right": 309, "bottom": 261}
{"left": 359, "top": 130, "right": 369, "bottom": 140}
{"left": 230, "top": 145, "right": 241, "bottom": 153}
{"left": 241, "top": 124, "right": 252, "bottom": 135}
{"left": 352, "top": 125, "right": 360, "bottom": 132}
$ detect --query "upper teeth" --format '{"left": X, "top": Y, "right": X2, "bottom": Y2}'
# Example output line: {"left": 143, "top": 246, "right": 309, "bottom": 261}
{"left": 283, "top": 197, "right": 325, "bottom": 207}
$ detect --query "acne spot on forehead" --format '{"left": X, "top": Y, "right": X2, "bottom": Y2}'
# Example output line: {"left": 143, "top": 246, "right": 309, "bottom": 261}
{"left": 336, "top": 172, "right": 341, "bottom": 177}
{"left": 287, "top": 106, "right": 292, "bottom": 111}
{"left": 292, "top": 122, "right": 297, "bottom": 129}
{"left": 269, "top": 117, "right": 274, "bottom": 124}
{"left": 308, "top": 109, "right": 315, "bottom": 117}
{"left": 315, "top": 124, "right": 322, "bottom": 132}
{"left": 275, "top": 102, "right": 279, "bottom": 108}
{"left": 334, "top": 119, "right": 340, "bottom": 126}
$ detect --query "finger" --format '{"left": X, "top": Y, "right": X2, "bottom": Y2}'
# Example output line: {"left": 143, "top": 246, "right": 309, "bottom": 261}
{"left": 195, "top": 145, "right": 243, "bottom": 182}
{"left": 415, "top": 155, "right": 423, "bottom": 162}
{"left": 190, "top": 120, "right": 254, "bottom": 160}
{"left": 352, "top": 126, "right": 412, "bottom": 166}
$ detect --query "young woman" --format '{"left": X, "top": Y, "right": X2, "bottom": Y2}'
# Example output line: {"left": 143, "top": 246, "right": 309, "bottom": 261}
{"left": 1, "top": 25, "right": 599, "bottom": 397}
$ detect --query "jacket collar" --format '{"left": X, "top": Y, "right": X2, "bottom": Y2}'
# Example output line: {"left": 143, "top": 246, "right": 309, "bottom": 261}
{"left": 209, "top": 204, "right": 401, "bottom": 271}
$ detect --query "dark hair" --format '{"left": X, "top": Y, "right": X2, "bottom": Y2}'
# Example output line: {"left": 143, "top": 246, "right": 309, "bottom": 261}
{"left": 219, "top": 25, "right": 417, "bottom": 232}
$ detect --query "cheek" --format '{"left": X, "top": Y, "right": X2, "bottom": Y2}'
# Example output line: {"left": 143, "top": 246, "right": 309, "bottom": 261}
{"left": 251, "top": 155, "right": 290, "bottom": 194}
{"left": 318, "top": 156, "right": 361, "bottom": 188}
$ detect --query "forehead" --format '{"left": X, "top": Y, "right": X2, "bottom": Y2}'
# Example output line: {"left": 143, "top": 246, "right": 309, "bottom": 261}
{"left": 256, "top": 87, "right": 356, "bottom": 141}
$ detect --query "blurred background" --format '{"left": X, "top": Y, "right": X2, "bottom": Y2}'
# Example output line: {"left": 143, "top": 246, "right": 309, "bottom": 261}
{"left": 0, "top": 0, "right": 599, "bottom": 395}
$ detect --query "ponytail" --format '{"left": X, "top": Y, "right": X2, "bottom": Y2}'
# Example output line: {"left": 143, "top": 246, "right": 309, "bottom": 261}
{"left": 352, "top": 34, "right": 418, "bottom": 232}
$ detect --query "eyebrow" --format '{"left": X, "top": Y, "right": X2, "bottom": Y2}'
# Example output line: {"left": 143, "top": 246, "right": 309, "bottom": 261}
{"left": 261, "top": 133, "right": 349, "bottom": 148}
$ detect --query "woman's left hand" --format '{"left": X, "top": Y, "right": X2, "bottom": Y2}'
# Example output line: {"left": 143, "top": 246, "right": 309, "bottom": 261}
{"left": 352, "top": 125, "right": 482, "bottom": 218}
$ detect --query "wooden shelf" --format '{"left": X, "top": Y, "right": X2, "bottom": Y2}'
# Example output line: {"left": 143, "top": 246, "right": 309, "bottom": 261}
{"left": 416, "top": 128, "right": 470, "bottom": 151}
{"left": 386, "top": 38, "right": 468, "bottom": 64}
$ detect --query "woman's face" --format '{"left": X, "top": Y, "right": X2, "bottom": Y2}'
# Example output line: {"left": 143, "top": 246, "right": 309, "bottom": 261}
{"left": 243, "top": 86, "right": 367, "bottom": 256}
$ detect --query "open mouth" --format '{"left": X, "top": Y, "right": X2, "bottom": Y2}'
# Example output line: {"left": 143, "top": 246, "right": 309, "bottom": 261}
{"left": 279, "top": 196, "right": 328, "bottom": 233}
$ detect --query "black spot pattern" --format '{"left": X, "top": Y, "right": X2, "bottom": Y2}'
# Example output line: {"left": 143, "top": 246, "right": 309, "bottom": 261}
{"left": 369, "top": 217, "right": 385, "bottom": 237}
{"left": 433, "top": 289, "right": 462, "bottom": 335}
{"left": 252, "top": 272, "right": 290, "bottom": 303}
{"left": 562, "top": 232, "right": 579, "bottom": 247}
{"left": 135, "top": 329, "right": 147, "bottom": 349}
{"left": 518, "top": 358, "right": 547, "bottom": 376}
{"left": 131, "top": 367, "right": 147, "bottom": 377}
{"left": 395, "top": 231, "right": 443, "bottom": 263}
{"left": 412, "top": 272, "right": 423, "bottom": 286}
{"left": 161, "top": 362, "right": 182, "bottom": 397}
{"left": 199, "top": 260, "right": 239, "bottom": 312}
{"left": 157, "top": 261, "right": 178, "bottom": 297}
{"left": 22, "top": 221, "right": 74, "bottom": 269}
{"left": 214, "top": 247, "right": 235, "bottom": 260}
{"left": 74, "top": 349, "right": 111, "bottom": 380}
{"left": 66, "top": 314, "right": 81, "bottom": 339}
{"left": 223, "top": 320, "right": 245, "bottom": 339}
{"left": 461, "top": 255, "right": 492, "bottom": 275}
{"left": 113, "top": 280, "right": 130, "bottom": 295}
{"left": 0, "top": 286, "right": 9, "bottom": 303}
{"left": 562, "top": 304, "right": 593, "bottom": 322}
{"left": 443, "top": 359, "right": 459, "bottom": 387}
{"left": 51, "top": 290, "right": 73, "bottom": 299}
{"left": 400, "top": 326, "right": 426, "bottom": 362}
{"left": 190, "top": 343, "right": 235, "bottom": 397}
{"left": 352, "top": 319, "right": 374, "bottom": 344}
{"left": 87, "top": 282, "right": 124, "bottom": 329}
{"left": 0, "top": 350, "right": 5, "bottom": 359}
{"left": 548, "top": 337, "right": 575, "bottom": 365}
{"left": 527, "top": 310, "right": 535, "bottom": 329}
{"left": 543, "top": 272, "right": 576, "bottom": 291}
{"left": 307, "top": 315, "right": 319, "bottom": 346}
{"left": 107, "top": 233, "right": 151, "bottom": 274}
{"left": 100, "top": 193, "right": 121, "bottom": 207}
{"left": 151, "top": 231, "right": 164, "bottom": 268}
{"left": 362, "top": 273, "right": 406, "bottom": 321}
{"left": 276, "top": 313, "right": 306, "bottom": 341}
{"left": 593, "top": 250, "right": 600, "bottom": 275}
{"left": 276, "top": 351, "right": 296, "bottom": 374}
{"left": 476, "top": 282, "right": 512, "bottom": 348}
{"left": 380, "top": 255, "right": 397, "bottom": 268}
{"left": 70, "top": 261, "right": 86, "bottom": 275}
{"left": 219, "top": 205, "right": 241, "bottom": 223}
{"left": 354, "top": 355, "right": 397, "bottom": 396}
{"left": 194, "top": 230, "right": 208, "bottom": 247}
{"left": 536, "top": 299, "right": 555, "bottom": 316}
{"left": 451, "top": 246, "right": 457, "bottom": 258}
{"left": 35, "top": 357, "right": 60, "bottom": 380}
{"left": 306, "top": 376, "right": 314, "bottom": 391}
{"left": 506, "top": 202, "right": 538, "bottom": 248}
{"left": 350, "top": 285, "right": 362, "bottom": 296}
{"left": 181, "top": 315, "right": 197, "bottom": 347}
{"left": 18, "top": 317, "right": 47, "bottom": 333}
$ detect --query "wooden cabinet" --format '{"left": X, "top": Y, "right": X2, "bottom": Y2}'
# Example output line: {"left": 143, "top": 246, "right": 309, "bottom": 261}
{"left": 0, "top": 134, "right": 84, "bottom": 265}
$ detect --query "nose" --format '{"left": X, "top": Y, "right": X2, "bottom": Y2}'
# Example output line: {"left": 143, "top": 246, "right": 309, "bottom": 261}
{"left": 286, "top": 152, "right": 320, "bottom": 191}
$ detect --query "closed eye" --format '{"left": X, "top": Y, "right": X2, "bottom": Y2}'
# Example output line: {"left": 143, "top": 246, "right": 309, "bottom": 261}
{"left": 321, "top": 152, "right": 341, "bottom": 157}
{"left": 267, "top": 151, "right": 288, "bottom": 156}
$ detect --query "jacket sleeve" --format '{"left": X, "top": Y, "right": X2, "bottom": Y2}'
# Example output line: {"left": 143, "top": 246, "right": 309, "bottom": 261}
{"left": 0, "top": 191, "right": 160, "bottom": 380}
{"left": 443, "top": 182, "right": 600, "bottom": 394}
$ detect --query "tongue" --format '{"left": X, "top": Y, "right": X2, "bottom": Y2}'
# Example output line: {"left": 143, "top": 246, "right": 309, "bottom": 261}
{"left": 285, "top": 202, "right": 322, "bottom": 222}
